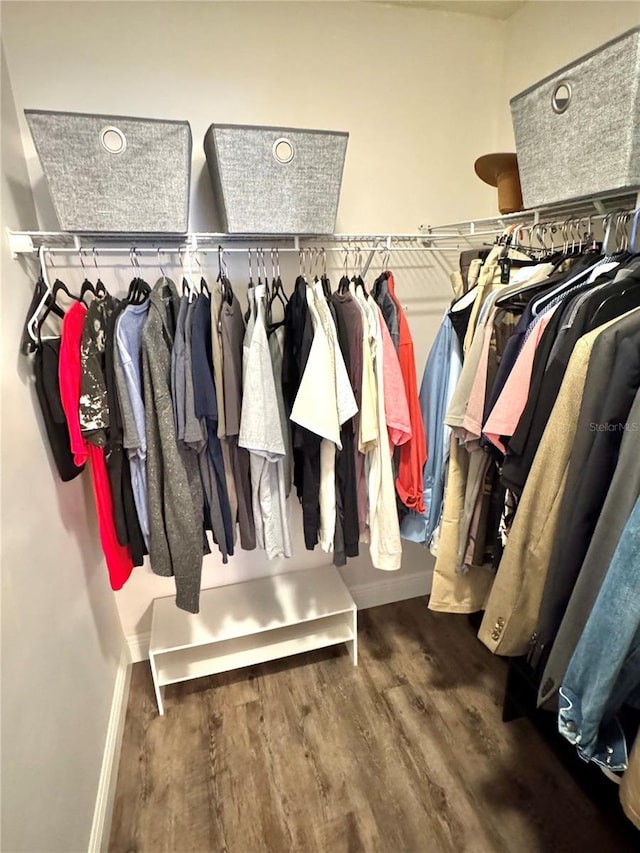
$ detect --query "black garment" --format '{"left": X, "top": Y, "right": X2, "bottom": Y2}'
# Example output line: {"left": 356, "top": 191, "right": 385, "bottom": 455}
{"left": 501, "top": 266, "right": 619, "bottom": 496}
{"left": 448, "top": 287, "right": 477, "bottom": 351}
{"left": 220, "top": 293, "right": 256, "bottom": 551}
{"left": 104, "top": 301, "right": 146, "bottom": 566}
{"left": 301, "top": 441, "right": 321, "bottom": 550}
{"left": 80, "top": 294, "right": 117, "bottom": 448}
{"left": 33, "top": 338, "right": 85, "bottom": 481}
{"left": 329, "top": 297, "right": 359, "bottom": 565}
{"left": 283, "top": 276, "right": 312, "bottom": 498}
{"left": 283, "top": 277, "right": 323, "bottom": 549}
{"left": 190, "top": 294, "right": 234, "bottom": 556}
{"left": 372, "top": 273, "right": 399, "bottom": 350}
{"left": 530, "top": 310, "right": 640, "bottom": 676}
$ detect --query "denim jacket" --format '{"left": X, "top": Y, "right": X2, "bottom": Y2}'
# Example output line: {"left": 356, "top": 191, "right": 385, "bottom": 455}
{"left": 401, "top": 312, "right": 461, "bottom": 546}
{"left": 559, "top": 493, "right": 640, "bottom": 771}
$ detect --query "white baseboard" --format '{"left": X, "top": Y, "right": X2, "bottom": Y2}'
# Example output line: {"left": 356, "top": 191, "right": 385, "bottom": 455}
{"left": 127, "top": 631, "right": 151, "bottom": 664}
{"left": 88, "top": 646, "right": 132, "bottom": 853}
{"left": 348, "top": 569, "right": 432, "bottom": 610}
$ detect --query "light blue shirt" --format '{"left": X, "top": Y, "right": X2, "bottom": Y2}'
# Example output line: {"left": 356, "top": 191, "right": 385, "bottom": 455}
{"left": 115, "top": 302, "right": 150, "bottom": 546}
{"left": 401, "top": 311, "right": 461, "bottom": 545}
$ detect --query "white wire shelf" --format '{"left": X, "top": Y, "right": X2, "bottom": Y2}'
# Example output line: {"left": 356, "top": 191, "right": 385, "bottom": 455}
{"left": 422, "top": 189, "right": 640, "bottom": 238}
{"left": 7, "top": 188, "right": 639, "bottom": 259}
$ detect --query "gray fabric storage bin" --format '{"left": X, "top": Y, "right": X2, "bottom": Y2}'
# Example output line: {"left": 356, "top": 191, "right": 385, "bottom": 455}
{"left": 204, "top": 124, "right": 348, "bottom": 234}
{"left": 25, "top": 110, "right": 192, "bottom": 233}
{"left": 510, "top": 27, "right": 640, "bottom": 208}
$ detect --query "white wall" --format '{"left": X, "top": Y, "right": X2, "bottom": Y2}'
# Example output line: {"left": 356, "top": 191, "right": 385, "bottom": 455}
{"left": 497, "top": 0, "right": 640, "bottom": 148}
{"left": 3, "top": 0, "right": 504, "bottom": 233}
{"left": 0, "top": 47, "right": 126, "bottom": 853}
{"left": 2, "top": 0, "right": 508, "bottom": 649}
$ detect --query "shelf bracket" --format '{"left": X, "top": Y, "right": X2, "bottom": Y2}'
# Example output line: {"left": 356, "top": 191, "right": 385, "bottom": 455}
{"left": 6, "top": 229, "right": 35, "bottom": 259}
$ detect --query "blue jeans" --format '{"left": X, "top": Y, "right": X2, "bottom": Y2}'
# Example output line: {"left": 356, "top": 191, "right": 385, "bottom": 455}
{"left": 559, "top": 493, "right": 640, "bottom": 771}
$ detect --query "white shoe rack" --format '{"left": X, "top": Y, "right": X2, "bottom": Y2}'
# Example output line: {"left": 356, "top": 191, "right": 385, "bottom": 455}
{"left": 148, "top": 565, "right": 357, "bottom": 715}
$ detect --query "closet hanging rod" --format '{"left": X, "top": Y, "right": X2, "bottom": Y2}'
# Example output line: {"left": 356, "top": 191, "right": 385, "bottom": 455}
{"left": 6, "top": 229, "right": 500, "bottom": 258}
{"left": 16, "top": 244, "right": 462, "bottom": 258}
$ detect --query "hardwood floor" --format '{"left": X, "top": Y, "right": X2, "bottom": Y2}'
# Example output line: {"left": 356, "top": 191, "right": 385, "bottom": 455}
{"left": 110, "top": 598, "right": 636, "bottom": 853}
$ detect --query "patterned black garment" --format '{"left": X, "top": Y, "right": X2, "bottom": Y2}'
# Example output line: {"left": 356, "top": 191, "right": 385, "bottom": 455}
{"left": 79, "top": 294, "right": 115, "bottom": 447}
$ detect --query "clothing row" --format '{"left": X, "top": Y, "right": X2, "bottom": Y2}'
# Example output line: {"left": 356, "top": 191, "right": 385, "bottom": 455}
{"left": 26, "top": 266, "right": 425, "bottom": 614}
{"left": 411, "top": 233, "right": 640, "bottom": 823}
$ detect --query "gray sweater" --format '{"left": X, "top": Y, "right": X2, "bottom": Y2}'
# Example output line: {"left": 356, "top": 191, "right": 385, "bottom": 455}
{"left": 141, "top": 278, "right": 204, "bottom": 613}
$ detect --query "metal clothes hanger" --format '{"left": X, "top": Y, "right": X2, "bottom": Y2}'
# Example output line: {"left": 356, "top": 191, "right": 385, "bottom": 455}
{"left": 192, "top": 249, "right": 210, "bottom": 297}
{"left": 178, "top": 247, "right": 196, "bottom": 302}
{"left": 92, "top": 248, "right": 108, "bottom": 296}
{"left": 338, "top": 246, "right": 351, "bottom": 294}
{"left": 268, "top": 248, "right": 287, "bottom": 307}
{"left": 248, "top": 247, "right": 255, "bottom": 287}
{"left": 319, "top": 247, "right": 331, "bottom": 297}
{"left": 628, "top": 207, "right": 640, "bottom": 255}
{"left": 216, "top": 245, "right": 233, "bottom": 304}
{"left": 157, "top": 247, "right": 167, "bottom": 278}
{"left": 266, "top": 247, "right": 288, "bottom": 332}
{"left": 260, "top": 247, "right": 270, "bottom": 301}
{"left": 351, "top": 246, "right": 367, "bottom": 297}
{"left": 616, "top": 211, "right": 631, "bottom": 252}
{"left": 79, "top": 248, "right": 99, "bottom": 302}
{"left": 126, "top": 248, "right": 151, "bottom": 305}
{"left": 602, "top": 212, "right": 618, "bottom": 256}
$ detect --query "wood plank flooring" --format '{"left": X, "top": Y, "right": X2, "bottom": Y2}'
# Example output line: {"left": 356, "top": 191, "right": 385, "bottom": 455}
{"left": 109, "top": 598, "right": 637, "bottom": 853}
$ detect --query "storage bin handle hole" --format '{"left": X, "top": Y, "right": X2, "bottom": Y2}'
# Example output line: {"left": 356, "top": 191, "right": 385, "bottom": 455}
{"left": 100, "top": 126, "right": 127, "bottom": 155}
{"left": 273, "top": 137, "right": 294, "bottom": 164}
{"left": 551, "top": 82, "right": 572, "bottom": 114}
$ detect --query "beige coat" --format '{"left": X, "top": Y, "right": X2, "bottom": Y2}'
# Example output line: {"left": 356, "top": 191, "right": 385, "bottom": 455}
{"left": 429, "top": 248, "right": 529, "bottom": 614}
{"left": 478, "top": 321, "right": 615, "bottom": 655}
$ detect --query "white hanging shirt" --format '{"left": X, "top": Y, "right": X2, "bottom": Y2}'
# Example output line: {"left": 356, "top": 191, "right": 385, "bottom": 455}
{"left": 354, "top": 286, "right": 402, "bottom": 571}
{"left": 239, "top": 285, "right": 291, "bottom": 558}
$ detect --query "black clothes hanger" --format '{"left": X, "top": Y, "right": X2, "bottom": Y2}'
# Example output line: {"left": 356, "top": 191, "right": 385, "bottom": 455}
{"left": 223, "top": 276, "right": 234, "bottom": 305}
{"left": 269, "top": 275, "right": 288, "bottom": 310}
{"left": 127, "top": 277, "right": 151, "bottom": 305}
{"left": 216, "top": 246, "right": 234, "bottom": 305}
{"left": 124, "top": 250, "right": 150, "bottom": 305}
{"left": 22, "top": 276, "right": 66, "bottom": 353}
{"left": 314, "top": 249, "right": 331, "bottom": 298}
{"left": 90, "top": 249, "right": 108, "bottom": 298}
{"left": 321, "top": 274, "right": 332, "bottom": 300}
{"left": 267, "top": 275, "right": 289, "bottom": 333}
{"left": 80, "top": 276, "right": 98, "bottom": 302}
{"left": 200, "top": 276, "right": 211, "bottom": 298}
{"left": 338, "top": 275, "right": 351, "bottom": 295}
{"left": 588, "top": 274, "right": 640, "bottom": 328}
{"left": 36, "top": 278, "right": 84, "bottom": 336}
{"left": 353, "top": 274, "right": 369, "bottom": 299}
{"left": 77, "top": 249, "right": 106, "bottom": 302}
